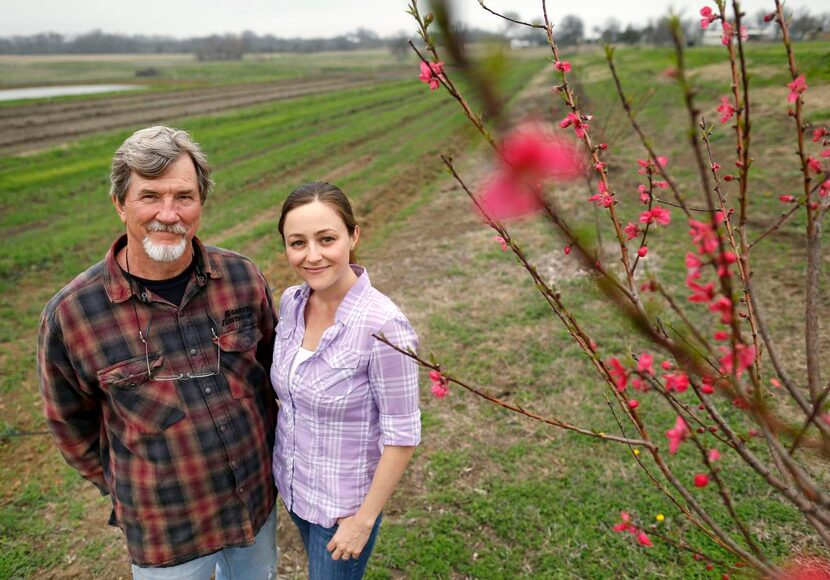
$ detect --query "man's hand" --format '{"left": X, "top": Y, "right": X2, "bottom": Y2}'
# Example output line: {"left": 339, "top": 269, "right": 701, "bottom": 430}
{"left": 326, "top": 514, "right": 375, "bottom": 561}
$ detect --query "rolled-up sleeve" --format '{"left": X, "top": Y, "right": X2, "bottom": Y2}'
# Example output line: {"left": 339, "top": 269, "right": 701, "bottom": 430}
{"left": 368, "top": 316, "right": 421, "bottom": 446}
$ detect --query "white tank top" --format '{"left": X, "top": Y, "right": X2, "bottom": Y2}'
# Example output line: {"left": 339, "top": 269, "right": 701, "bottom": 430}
{"left": 289, "top": 347, "right": 315, "bottom": 385}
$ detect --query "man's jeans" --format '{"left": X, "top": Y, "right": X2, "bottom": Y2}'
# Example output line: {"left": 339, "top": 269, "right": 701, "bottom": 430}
{"left": 131, "top": 507, "right": 277, "bottom": 580}
{"left": 288, "top": 510, "right": 382, "bottom": 580}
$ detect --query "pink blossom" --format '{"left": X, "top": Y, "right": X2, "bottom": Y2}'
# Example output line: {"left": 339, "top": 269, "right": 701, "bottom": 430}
{"left": 770, "top": 378, "right": 782, "bottom": 388}
{"left": 721, "top": 21, "right": 734, "bottom": 44}
{"left": 500, "top": 126, "right": 586, "bottom": 181}
{"left": 564, "top": 245, "right": 572, "bottom": 255}
{"left": 628, "top": 399, "right": 640, "bottom": 409}
{"left": 418, "top": 60, "right": 445, "bottom": 90}
{"left": 656, "top": 156, "right": 668, "bottom": 167}
{"left": 594, "top": 161, "right": 606, "bottom": 172}
{"left": 787, "top": 75, "right": 808, "bottom": 103}
{"left": 637, "top": 353, "right": 654, "bottom": 376}
{"left": 589, "top": 193, "right": 614, "bottom": 208}
{"left": 694, "top": 473, "right": 710, "bottom": 488}
{"left": 554, "top": 60, "right": 571, "bottom": 72}
{"left": 477, "top": 173, "right": 544, "bottom": 219}
{"left": 739, "top": 25, "right": 748, "bottom": 41}
{"left": 637, "top": 246, "right": 648, "bottom": 257}
{"left": 613, "top": 511, "right": 633, "bottom": 532}
{"left": 429, "top": 369, "right": 450, "bottom": 398}
{"left": 624, "top": 222, "right": 641, "bottom": 240}
{"left": 711, "top": 162, "right": 721, "bottom": 172}
{"left": 717, "top": 96, "right": 735, "bottom": 124}
{"left": 821, "top": 149, "right": 830, "bottom": 158}
{"left": 813, "top": 128, "right": 828, "bottom": 142}
{"left": 664, "top": 372, "right": 690, "bottom": 393}
{"left": 689, "top": 219, "right": 719, "bottom": 255}
{"left": 431, "top": 382, "right": 449, "bottom": 398}
{"left": 714, "top": 330, "right": 729, "bottom": 341}
{"left": 701, "top": 384, "right": 715, "bottom": 395}
{"left": 638, "top": 184, "right": 650, "bottom": 204}
{"left": 779, "top": 194, "right": 796, "bottom": 203}
{"left": 708, "top": 449, "right": 721, "bottom": 462}
{"left": 807, "top": 156, "right": 823, "bottom": 174}
{"left": 493, "top": 235, "right": 508, "bottom": 251}
{"left": 475, "top": 125, "right": 585, "bottom": 221}
{"left": 719, "top": 343, "right": 756, "bottom": 377}
{"left": 666, "top": 416, "right": 690, "bottom": 455}
{"left": 608, "top": 357, "right": 628, "bottom": 392}
{"left": 559, "top": 112, "right": 589, "bottom": 138}
{"left": 709, "top": 296, "right": 733, "bottom": 324}
{"left": 820, "top": 180, "right": 830, "bottom": 198}
{"left": 700, "top": 6, "right": 718, "bottom": 29}
{"left": 763, "top": 12, "right": 775, "bottom": 22}
{"left": 685, "top": 252, "right": 702, "bottom": 270}
{"left": 688, "top": 281, "right": 715, "bottom": 303}
{"left": 661, "top": 360, "right": 672, "bottom": 370}
{"left": 639, "top": 207, "right": 671, "bottom": 226}
{"left": 637, "top": 532, "right": 653, "bottom": 547}
{"left": 716, "top": 251, "right": 737, "bottom": 277}
{"left": 653, "top": 180, "right": 669, "bottom": 189}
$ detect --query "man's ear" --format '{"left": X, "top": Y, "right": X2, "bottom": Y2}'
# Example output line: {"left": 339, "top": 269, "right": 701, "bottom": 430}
{"left": 112, "top": 195, "right": 127, "bottom": 224}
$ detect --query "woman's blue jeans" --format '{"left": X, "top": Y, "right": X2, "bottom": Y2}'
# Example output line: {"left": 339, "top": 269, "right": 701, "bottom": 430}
{"left": 289, "top": 510, "right": 382, "bottom": 580}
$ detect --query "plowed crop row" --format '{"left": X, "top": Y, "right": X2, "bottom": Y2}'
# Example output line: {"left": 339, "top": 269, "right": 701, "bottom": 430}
{"left": 0, "top": 72, "right": 403, "bottom": 154}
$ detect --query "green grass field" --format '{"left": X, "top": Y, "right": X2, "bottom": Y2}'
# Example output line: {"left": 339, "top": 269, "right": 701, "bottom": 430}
{"left": 1, "top": 39, "right": 829, "bottom": 578}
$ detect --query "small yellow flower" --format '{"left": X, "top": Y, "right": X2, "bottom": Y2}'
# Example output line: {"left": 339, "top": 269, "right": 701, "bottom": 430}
{"left": 633, "top": 449, "right": 640, "bottom": 456}
{"left": 656, "top": 514, "right": 665, "bottom": 522}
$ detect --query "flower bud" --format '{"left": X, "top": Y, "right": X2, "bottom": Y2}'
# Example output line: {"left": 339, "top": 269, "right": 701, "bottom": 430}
{"left": 424, "top": 12, "right": 434, "bottom": 25}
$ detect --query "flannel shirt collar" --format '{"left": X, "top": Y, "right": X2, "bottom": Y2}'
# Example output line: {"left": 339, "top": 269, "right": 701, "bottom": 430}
{"left": 291, "top": 265, "right": 371, "bottom": 326}
{"left": 103, "top": 234, "right": 222, "bottom": 304}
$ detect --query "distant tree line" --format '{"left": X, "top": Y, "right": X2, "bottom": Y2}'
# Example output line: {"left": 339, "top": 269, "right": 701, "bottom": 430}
{"left": 0, "top": 27, "right": 502, "bottom": 59}
{"left": 0, "top": 8, "right": 825, "bottom": 59}
{"left": 504, "top": 8, "right": 829, "bottom": 47}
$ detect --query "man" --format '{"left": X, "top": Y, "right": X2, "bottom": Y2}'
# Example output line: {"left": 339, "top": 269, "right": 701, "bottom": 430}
{"left": 37, "top": 126, "right": 278, "bottom": 578}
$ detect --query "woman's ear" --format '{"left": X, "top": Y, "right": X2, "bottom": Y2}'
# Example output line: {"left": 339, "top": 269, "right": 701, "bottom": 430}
{"left": 351, "top": 225, "right": 361, "bottom": 249}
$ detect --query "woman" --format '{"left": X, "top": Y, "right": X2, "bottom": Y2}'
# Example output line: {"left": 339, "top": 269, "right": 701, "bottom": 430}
{"left": 271, "top": 182, "right": 420, "bottom": 578}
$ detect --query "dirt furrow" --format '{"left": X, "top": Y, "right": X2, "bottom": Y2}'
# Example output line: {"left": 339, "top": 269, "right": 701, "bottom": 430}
{"left": 0, "top": 79, "right": 383, "bottom": 155}
{"left": 2, "top": 77, "right": 369, "bottom": 129}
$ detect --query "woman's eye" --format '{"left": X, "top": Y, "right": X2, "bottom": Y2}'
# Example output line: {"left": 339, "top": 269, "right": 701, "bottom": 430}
{"left": 321, "top": 236, "right": 336, "bottom": 243}
{"left": 289, "top": 240, "right": 305, "bottom": 248}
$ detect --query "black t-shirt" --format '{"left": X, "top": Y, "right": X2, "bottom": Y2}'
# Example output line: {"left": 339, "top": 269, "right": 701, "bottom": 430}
{"left": 130, "top": 257, "right": 197, "bottom": 307}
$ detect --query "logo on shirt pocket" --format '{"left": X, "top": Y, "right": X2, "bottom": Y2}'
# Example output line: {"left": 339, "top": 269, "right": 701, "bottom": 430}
{"left": 217, "top": 324, "right": 265, "bottom": 399}
{"left": 97, "top": 354, "right": 185, "bottom": 435}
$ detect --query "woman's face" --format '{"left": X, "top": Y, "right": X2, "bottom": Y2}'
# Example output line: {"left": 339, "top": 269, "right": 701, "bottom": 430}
{"left": 282, "top": 201, "right": 359, "bottom": 296}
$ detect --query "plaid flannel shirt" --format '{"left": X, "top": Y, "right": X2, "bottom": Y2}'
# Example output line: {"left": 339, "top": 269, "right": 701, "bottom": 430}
{"left": 271, "top": 266, "right": 421, "bottom": 528}
{"left": 37, "top": 235, "right": 278, "bottom": 567}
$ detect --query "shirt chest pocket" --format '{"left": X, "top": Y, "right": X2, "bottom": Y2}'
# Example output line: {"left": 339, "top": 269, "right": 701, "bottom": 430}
{"left": 218, "top": 324, "right": 265, "bottom": 399}
{"left": 316, "top": 349, "right": 363, "bottom": 399}
{"left": 97, "top": 354, "right": 185, "bottom": 435}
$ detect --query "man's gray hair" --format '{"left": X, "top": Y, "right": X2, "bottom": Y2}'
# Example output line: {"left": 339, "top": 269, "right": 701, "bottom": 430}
{"left": 110, "top": 126, "right": 214, "bottom": 205}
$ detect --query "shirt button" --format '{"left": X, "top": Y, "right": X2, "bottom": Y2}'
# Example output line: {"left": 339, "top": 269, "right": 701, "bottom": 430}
{"left": 237, "top": 486, "right": 245, "bottom": 495}
{"left": 190, "top": 348, "right": 197, "bottom": 355}
{"left": 219, "top": 424, "right": 228, "bottom": 432}
{"left": 205, "top": 387, "right": 212, "bottom": 394}
{"left": 230, "top": 460, "right": 238, "bottom": 469}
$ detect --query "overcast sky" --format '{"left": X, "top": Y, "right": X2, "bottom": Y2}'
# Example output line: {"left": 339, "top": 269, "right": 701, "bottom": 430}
{"left": 1, "top": 0, "right": 827, "bottom": 39}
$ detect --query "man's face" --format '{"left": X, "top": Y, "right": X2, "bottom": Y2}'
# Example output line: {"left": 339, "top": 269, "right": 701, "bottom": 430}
{"left": 114, "top": 154, "right": 202, "bottom": 268}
